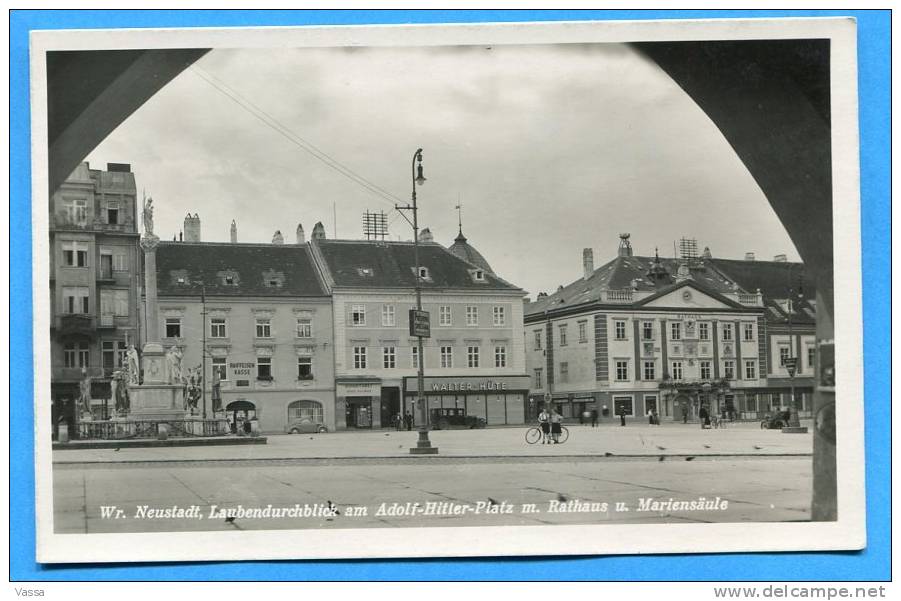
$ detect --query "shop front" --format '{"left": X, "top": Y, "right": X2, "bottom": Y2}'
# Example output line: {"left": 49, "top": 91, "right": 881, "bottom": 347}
{"left": 402, "top": 375, "right": 531, "bottom": 427}
{"left": 336, "top": 379, "right": 381, "bottom": 430}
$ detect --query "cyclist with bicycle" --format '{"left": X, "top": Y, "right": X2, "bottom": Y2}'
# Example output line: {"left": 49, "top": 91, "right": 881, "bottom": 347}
{"left": 538, "top": 407, "right": 551, "bottom": 444}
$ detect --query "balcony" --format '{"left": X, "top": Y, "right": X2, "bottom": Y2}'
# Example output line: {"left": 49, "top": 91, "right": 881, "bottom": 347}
{"left": 730, "top": 291, "right": 764, "bottom": 307}
{"left": 602, "top": 289, "right": 633, "bottom": 303}
{"left": 97, "top": 267, "right": 116, "bottom": 284}
{"left": 55, "top": 314, "right": 95, "bottom": 338}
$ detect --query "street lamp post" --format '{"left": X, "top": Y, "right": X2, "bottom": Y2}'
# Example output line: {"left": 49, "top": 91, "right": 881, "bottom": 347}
{"left": 397, "top": 148, "right": 438, "bottom": 454}
{"left": 783, "top": 273, "right": 808, "bottom": 433}
{"left": 201, "top": 283, "right": 207, "bottom": 419}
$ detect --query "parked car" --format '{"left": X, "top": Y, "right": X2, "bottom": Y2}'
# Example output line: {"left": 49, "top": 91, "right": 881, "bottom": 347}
{"left": 760, "top": 410, "right": 792, "bottom": 430}
{"left": 285, "top": 417, "right": 328, "bottom": 434}
{"left": 429, "top": 407, "right": 487, "bottom": 430}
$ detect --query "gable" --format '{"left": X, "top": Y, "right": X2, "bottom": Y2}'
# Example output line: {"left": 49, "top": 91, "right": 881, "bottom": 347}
{"left": 641, "top": 286, "right": 732, "bottom": 309}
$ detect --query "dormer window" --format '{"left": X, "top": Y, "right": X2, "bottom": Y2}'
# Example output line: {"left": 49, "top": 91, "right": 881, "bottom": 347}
{"left": 412, "top": 266, "right": 431, "bottom": 282}
{"left": 356, "top": 267, "right": 374, "bottom": 277}
{"left": 176, "top": 277, "right": 186, "bottom": 285}
{"left": 468, "top": 268, "right": 488, "bottom": 283}
{"left": 268, "top": 279, "right": 281, "bottom": 288}
{"left": 225, "top": 276, "right": 235, "bottom": 285}
{"left": 262, "top": 269, "right": 286, "bottom": 289}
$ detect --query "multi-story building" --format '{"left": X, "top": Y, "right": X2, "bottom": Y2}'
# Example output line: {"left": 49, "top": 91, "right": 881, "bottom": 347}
{"left": 524, "top": 235, "right": 814, "bottom": 422}
{"left": 49, "top": 162, "right": 141, "bottom": 432}
{"left": 310, "top": 230, "right": 529, "bottom": 429}
{"left": 154, "top": 222, "right": 335, "bottom": 434}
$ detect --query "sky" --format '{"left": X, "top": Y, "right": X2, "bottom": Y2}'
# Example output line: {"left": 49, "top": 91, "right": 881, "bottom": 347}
{"left": 86, "top": 43, "right": 800, "bottom": 298}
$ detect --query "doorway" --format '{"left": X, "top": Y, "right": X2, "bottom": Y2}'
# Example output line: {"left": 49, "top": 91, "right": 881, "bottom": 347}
{"left": 226, "top": 400, "right": 256, "bottom": 434}
{"left": 345, "top": 397, "right": 373, "bottom": 428}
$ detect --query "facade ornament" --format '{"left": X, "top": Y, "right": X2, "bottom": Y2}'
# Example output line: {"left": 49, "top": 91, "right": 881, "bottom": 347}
{"left": 78, "top": 368, "right": 92, "bottom": 416}
{"left": 142, "top": 194, "right": 154, "bottom": 236}
{"left": 166, "top": 345, "right": 185, "bottom": 385}
{"left": 126, "top": 344, "right": 140, "bottom": 384}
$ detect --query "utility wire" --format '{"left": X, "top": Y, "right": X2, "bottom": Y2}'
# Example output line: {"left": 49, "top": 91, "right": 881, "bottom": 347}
{"left": 189, "top": 66, "right": 402, "bottom": 208}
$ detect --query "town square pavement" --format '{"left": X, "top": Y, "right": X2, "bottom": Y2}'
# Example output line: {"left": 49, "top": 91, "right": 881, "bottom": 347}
{"left": 52, "top": 421, "right": 814, "bottom": 533}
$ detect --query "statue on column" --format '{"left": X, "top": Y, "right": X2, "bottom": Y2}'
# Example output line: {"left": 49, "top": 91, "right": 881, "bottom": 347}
{"left": 166, "top": 345, "right": 185, "bottom": 385}
{"left": 78, "top": 367, "right": 93, "bottom": 416}
{"left": 142, "top": 194, "right": 154, "bottom": 236}
{"left": 211, "top": 369, "right": 222, "bottom": 413}
{"left": 126, "top": 344, "right": 140, "bottom": 384}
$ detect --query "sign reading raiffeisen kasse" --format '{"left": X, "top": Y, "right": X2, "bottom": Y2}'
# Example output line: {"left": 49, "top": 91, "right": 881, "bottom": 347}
{"left": 409, "top": 309, "right": 430, "bottom": 338}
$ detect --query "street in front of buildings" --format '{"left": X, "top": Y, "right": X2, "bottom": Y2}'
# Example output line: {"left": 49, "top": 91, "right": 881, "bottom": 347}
{"left": 53, "top": 422, "right": 813, "bottom": 533}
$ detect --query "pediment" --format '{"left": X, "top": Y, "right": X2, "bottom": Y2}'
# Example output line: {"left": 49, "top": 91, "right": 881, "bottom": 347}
{"left": 641, "top": 285, "right": 732, "bottom": 309}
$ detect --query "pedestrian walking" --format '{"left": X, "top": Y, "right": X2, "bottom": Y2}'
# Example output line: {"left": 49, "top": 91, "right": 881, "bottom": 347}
{"left": 591, "top": 408, "right": 598, "bottom": 428}
{"left": 699, "top": 405, "right": 710, "bottom": 429}
{"left": 652, "top": 408, "right": 659, "bottom": 425}
{"left": 682, "top": 404, "right": 689, "bottom": 424}
{"left": 404, "top": 411, "right": 413, "bottom": 431}
{"left": 647, "top": 408, "right": 654, "bottom": 425}
{"left": 619, "top": 407, "right": 626, "bottom": 427}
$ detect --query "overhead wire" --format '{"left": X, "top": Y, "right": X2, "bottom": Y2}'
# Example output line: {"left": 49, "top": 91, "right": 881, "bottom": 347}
{"left": 188, "top": 65, "right": 403, "bottom": 209}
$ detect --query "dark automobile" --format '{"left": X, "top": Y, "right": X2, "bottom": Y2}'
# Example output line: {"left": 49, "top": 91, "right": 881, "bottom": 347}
{"left": 760, "top": 410, "right": 792, "bottom": 429}
{"left": 285, "top": 417, "right": 328, "bottom": 434}
{"left": 429, "top": 407, "right": 486, "bottom": 430}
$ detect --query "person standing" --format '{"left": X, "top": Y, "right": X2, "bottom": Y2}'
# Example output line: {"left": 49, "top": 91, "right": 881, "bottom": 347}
{"left": 550, "top": 409, "right": 563, "bottom": 444}
{"left": 404, "top": 411, "right": 413, "bottom": 431}
{"left": 538, "top": 407, "right": 551, "bottom": 444}
{"left": 699, "top": 404, "right": 710, "bottom": 429}
{"left": 591, "top": 408, "right": 598, "bottom": 428}
{"left": 619, "top": 407, "right": 627, "bottom": 427}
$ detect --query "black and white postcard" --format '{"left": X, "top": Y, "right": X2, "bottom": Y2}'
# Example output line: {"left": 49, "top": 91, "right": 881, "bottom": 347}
{"left": 30, "top": 18, "right": 865, "bottom": 563}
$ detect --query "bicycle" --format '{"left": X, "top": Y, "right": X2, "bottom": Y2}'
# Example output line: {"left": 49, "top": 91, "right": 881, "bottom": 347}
{"left": 525, "top": 424, "right": 569, "bottom": 444}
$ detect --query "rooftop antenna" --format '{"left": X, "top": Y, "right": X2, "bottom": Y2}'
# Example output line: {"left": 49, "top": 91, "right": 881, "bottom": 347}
{"left": 455, "top": 196, "right": 464, "bottom": 234}
{"left": 361, "top": 209, "right": 388, "bottom": 241}
{"left": 333, "top": 200, "right": 337, "bottom": 239}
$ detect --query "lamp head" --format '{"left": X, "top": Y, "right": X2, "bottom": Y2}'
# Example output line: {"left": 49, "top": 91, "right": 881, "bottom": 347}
{"left": 415, "top": 163, "right": 426, "bottom": 186}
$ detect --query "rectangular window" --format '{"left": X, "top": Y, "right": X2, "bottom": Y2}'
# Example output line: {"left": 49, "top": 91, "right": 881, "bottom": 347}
{"left": 642, "top": 321, "right": 654, "bottom": 341}
{"left": 494, "top": 345, "right": 507, "bottom": 368}
{"left": 534, "top": 368, "right": 543, "bottom": 389}
{"left": 100, "top": 253, "right": 113, "bottom": 278}
{"left": 383, "top": 346, "right": 396, "bottom": 369}
{"left": 722, "top": 323, "right": 734, "bottom": 341}
{"left": 256, "top": 357, "right": 272, "bottom": 380}
{"left": 439, "top": 305, "right": 452, "bottom": 326}
{"left": 212, "top": 357, "right": 228, "bottom": 381}
{"left": 111, "top": 289, "right": 128, "bottom": 317}
{"left": 534, "top": 330, "right": 542, "bottom": 350}
{"left": 112, "top": 251, "right": 128, "bottom": 272}
{"left": 297, "top": 356, "right": 312, "bottom": 379}
{"left": 613, "top": 396, "right": 634, "bottom": 417}
{"left": 779, "top": 346, "right": 791, "bottom": 366}
{"left": 210, "top": 318, "right": 227, "bottom": 338}
{"left": 493, "top": 306, "right": 506, "bottom": 326}
{"left": 671, "top": 322, "right": 682, "bottom": 341}
{"left": 615, "top": 360, "right": 629, "bottom": 381}
{"left": 102, "top": 341, "right": 127, "bottom": 370}
{"left": 353, "top": 346, "right": 367, "bottom": 369}
{"left": 351, "top": 305, "right": 366, "bottom": 326}
{"left": 64, "top": 343, "right": 76, "bottom": 368}
{"left": 440, "top": 346, "right": 453, "bottom": 368}
{"left": 578, "top": 321, "right": 588, "bottom": 343}
{"left": 466, "top": 305, "right": 479, "bottom": 326}
{"left": 107, "top": 200, "right": 119, "bottom": 225}
{"left": 77, "top": 343, "right": 90, "bottom": 368}
{"left": 724, "top": 360, "right": 735, "bottom": 380}
{"left": 411, "top": 346, "right": 420, "bottom": 369}
{"left": 62, "top": 286, "right": 89, "bottom": 314}
{"left": 700, "top": 360, "right": 712, "bottom": 380}
{"left": 559, "top": 324, "right": 568, "bottom": 346}
{"left": 559, "top": 361, "right": 569, "bottom": 383}
{"left": 63, "top": 198, "right": 88, "bottom": 225}
{"left": 255, "top": 318, "right": 272, "bottom": 338}
{"left": 296, "top": 318, "right": 312, "bottom": 338}
{"left": 699, "top": 322, "right": 710, "bottom": 341}
{"left": 671, "top": 361, "right": 683, "bottom": 380}
{"left": 745, "top": 360, "right": 757, "bottom": 380}
{"left": 807, "top": 346, "right": 816, "bottom": 370}
{"left": 467, "top": 346, "right": 480, "bottom": 368}
{"left": 381, "top": 304, "right": 396, "bottom": 327}
{"left": 614, "top": 320, "right": 627, "bottom": 340}
{"left": 643, "top": 361, "right": 656, "bottom": 380}
{"left": 743, "top": 322, "right": 755, "bottom": 341}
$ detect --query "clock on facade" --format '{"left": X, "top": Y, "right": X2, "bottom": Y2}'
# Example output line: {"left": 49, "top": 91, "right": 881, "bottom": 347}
{"left": 682, "top": 290, "right": 692, "bottom": 301}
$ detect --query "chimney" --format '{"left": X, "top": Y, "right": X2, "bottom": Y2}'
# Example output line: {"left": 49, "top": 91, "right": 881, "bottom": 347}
{"left": 419, "top": 227, "right": 434, "bottom": 243}
{"left": 582, "top": 248, "right": 594, "bottom": 279}
{"left": 183, "top": 213, "right": 201, "bottom": 242}
{"left": 617, "top": 233, "right": 633, "bottom": 257}
{"left": 230, "top": 220, "right": 237, "bottom": 243}
{"left": 296, "top": 223, "right": 305, "bottom": 244}
{"left": 773, "top": 254, "right": 787, "bottom": 262}
{"left": 272, "top": 230, "right": 284, "bottom": 245}
{"left": 744, "top": 252, "right": 756, "bottom": 261}
{"left": 312, "top": 222, "right": 326, "bottom": 240}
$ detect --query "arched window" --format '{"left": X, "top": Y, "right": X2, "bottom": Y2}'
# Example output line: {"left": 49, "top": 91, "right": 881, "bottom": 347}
{"left": 288, "top": 400, "right": 324, "bottom": 423}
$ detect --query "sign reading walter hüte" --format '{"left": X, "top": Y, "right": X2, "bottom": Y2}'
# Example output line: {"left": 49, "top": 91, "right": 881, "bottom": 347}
{"left": 409, "top": 309, "right": 430, "bottom": 338}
